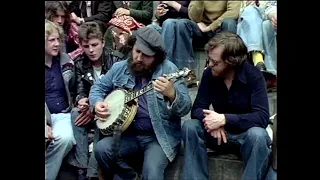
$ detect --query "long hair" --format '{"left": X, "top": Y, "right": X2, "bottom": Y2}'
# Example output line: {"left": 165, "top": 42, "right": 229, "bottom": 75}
{"left": 45, "top": 1, "right": 70, "bottom": 31}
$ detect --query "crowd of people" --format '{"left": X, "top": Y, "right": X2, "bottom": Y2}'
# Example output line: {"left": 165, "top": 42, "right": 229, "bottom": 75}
{"left": 45, "top": 1, "right": 277, "bottom": 180}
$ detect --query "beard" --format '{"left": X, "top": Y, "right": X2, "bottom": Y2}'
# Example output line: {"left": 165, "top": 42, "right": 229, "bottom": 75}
{"left": 127, "top": 53, "right": 158, "bottom": 77}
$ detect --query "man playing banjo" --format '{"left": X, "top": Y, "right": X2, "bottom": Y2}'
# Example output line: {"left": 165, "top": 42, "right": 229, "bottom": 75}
{"left": 89, "top": 27, "right": 192, "bottom": 180}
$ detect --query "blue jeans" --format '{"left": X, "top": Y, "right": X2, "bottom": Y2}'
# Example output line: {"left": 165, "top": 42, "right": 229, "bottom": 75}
{"left": 66, "top": 107, "right": 100, "bottom": 177}
{"left": 95, "top": 134, "right": 169, "bottom": 180}
{"left": 46, "top": 113, "right": 75, "bottom": 180}
{"left": 265, "top": 166, "right": 277, "bottom": 180}
{"left": 262, "top": 20, "right": 277, "bottom": 75}
{"left": 181, "top": 120, "right": 271, "bottom": 180}
{"left": 147, "top": 24, "right": 162, "bottom": 34}
{"left": 237, "top": 6, "right": 264, "bottom": 52}
{"left": 152, "top": 18, "right": 237, "bottom": 71}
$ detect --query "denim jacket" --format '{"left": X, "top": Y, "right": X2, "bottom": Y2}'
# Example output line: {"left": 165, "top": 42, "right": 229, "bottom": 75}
{"left": 89, "top": 59, "right": 192, "bottom": 161}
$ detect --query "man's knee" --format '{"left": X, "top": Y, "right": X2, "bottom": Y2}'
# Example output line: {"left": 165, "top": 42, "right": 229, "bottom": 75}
{"left": 55, "top": 130, "right": 75, "bottom": 149}
{"left": 262, "top": 20, "right": 273, "bottom": 31}
{"left": 143, "top": 161, "right": 167, "bottom": 180}
{"left": 182, "top": 120, "right": 203, "bottom": 136}
{"left": 71, "top": 107, "right": 80, "bottom": 124}
{"left": 162, "top": 18, "right": 179, "bottom": 28}
{"left": 246, "top": 127, "right": 271, "bottom": 146}
{"left": 242, "top": 5, "right": 261, "bottom": 16}
{"left": 94, "top": 138, "right": 113, "bottom": 162}
{"left": 221, "top": 18, "right": 237, "bottom": 33}
{"left": 147, "top": 24, "right": 162, "bottom": 34}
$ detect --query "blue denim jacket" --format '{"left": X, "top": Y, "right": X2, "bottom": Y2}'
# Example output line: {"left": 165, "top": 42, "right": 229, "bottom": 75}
{"left": 89, "top": 59, "right": 192, "bottom": 162}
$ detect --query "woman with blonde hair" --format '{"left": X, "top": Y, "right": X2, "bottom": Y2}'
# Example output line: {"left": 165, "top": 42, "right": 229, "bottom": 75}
{"left": 45, "top": 1, "right": 84, "bottom": 60}
{"left": 45, "top": 19, "right": 76, "bottom": 180}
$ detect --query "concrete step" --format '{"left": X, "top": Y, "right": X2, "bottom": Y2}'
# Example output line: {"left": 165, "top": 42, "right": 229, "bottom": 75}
{"left": 164, "top": 153, "right": 243, "bottom": 180}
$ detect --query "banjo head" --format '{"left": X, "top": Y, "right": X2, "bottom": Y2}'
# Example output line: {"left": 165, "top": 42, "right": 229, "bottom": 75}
{"left": 96, "top": 89, "right": 126, "bottom": 130}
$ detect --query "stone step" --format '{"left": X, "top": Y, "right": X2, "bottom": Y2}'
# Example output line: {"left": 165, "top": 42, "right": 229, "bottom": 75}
{"left": 164, "top": 153, "right": 243, "bottom": 180}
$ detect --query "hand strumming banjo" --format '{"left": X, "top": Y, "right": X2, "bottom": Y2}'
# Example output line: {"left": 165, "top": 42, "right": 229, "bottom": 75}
{"left": 95, "top": 67, "right": 194, "bottom": 136}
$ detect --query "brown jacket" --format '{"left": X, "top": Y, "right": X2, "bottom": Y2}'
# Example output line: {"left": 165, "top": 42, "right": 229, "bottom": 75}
{"left": 188, "top": 1, "right": 241, "bottom": 31}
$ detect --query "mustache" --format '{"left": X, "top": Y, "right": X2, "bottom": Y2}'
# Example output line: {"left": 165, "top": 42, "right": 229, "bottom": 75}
{"left": 128, "top": 57, "right": 153, "bottom": 77}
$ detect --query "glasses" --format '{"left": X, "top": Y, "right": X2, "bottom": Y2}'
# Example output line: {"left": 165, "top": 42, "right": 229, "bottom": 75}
{"left": 205, "top": 58, "right": 223, "bottom": 67}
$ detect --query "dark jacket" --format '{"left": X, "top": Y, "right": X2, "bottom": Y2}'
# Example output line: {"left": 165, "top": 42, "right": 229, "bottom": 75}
{"left": 73, "top": 48, "right": 124, "bottom": 105}
{"left": 69, "top": 1, "right": 115, "bottom": 32}
{"left": 112, "top": 1, "right": 153, "bottom": 25}
{"left": 45, "top": 52, "right": 75, "bottom": 126}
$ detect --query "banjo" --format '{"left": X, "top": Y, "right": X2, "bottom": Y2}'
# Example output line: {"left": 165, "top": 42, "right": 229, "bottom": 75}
{"left": 95, "top": 67, "right": 194, "bottom": 136}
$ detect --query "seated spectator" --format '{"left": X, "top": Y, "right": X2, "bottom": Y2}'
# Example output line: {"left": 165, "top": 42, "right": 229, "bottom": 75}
{"left": 181, "top": 32, "right": 272, "bottom": 180}
{"left": 237, "top": 1, "right": 268, "bottom": 71}
{"left": 148, "top": 1, "right": 190, "bottom": 34}
{"left": 66, "top": 21, "right": 124, "bottom": 180}
{"left": 262, "top": 1, "right": 277, "bottom": 88}
{"left": 45, "top": 19, "right": 76, "bottom": 180}
{"left": 45, "top": 1, "right": 84, "bottom": 60}
{"left": 147, "top": 1, "right": 200, "bottom": 87}
{"left": 164, "top": 1, "right": 240, "bottom": 86}
{"left": 69, "top": 1, "right": 115, "bottom": 34}
{"left": 237, "top": 1, "right": 277, "bottom": 90}
{"left": 104, "top": 1, "right": 153, "bottom": 58}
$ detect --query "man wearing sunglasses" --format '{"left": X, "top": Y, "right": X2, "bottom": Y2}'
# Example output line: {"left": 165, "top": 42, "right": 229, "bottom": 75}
{"left": 66, "top": 22, "right": 123, "bottom": 180}
{"left": 181, "top": 32, "right": 272, "bottom": 180}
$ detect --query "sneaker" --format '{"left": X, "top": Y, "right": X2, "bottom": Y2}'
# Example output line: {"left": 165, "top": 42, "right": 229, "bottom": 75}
{"left": 256, "top": 62, "right": 267, "bottom": 71}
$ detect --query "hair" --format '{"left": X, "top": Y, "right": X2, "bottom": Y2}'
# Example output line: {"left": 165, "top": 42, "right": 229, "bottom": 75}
{"left": 45, "top": 1, "right": 70, "bottom": 31}
{"left": 78, "top": 22, "right": 104, "bottom": 44}
{"left": 45, "top": 19, "right": 64, "bottom": 46}
{"left": 204, "top": 31, "right": 248, "bottom": 67}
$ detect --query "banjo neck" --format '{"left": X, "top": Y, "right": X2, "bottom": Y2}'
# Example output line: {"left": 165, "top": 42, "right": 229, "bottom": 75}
{"left": 124, "top": 68, "right": 193, "bottom": 104}
{"left": 125, "top": 83, "right": 154, "bottom": 103}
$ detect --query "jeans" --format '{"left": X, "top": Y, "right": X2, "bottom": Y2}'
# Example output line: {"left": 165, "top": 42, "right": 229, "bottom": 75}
{"left": 237, "top": 6, "right": 264, "bottom": 52}
{"left": 181, "top": 120, "right": 271, "bottom": 180}
{"left": 147, "top": 24, "right": 162, "bottom": 34}
{"left": 66, "top": 107, "right": 100, "bottom": 177}
{"left": 153, "top": 18, "right": 237, "bottom": 71}
{"left": 262, "top": 20, "right": 277, "bottom": 75}
{"left": 45, "top": 113, "right": 75, "bottom": 180}
{"left": 95, "top": 134, "right": 169, "bottom": 180}
{"left": 265, "top": 166, "right": 277, "bottom": 180}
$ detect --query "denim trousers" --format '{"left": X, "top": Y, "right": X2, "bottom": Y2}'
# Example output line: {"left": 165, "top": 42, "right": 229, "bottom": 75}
{"left": 66, "top": 107, "right": 100, "bottom": 177}
{"left": 181, "top": 120, "right": 272, "bottom": 180}
{"left": 46, "top": 113, "right": 75, "bottom": 180}
{"left": 148, "top": 18, "right": 237, "bottom": 71}
{"left": 95, "top": 133, "right": 170, "bottom": 180}
{"left": 237, "top": 6, "right": 277, "bottom": 75}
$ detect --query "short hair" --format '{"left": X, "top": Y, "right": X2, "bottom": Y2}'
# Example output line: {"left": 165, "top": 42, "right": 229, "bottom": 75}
{"left": 78, "top": 22, "right": 104, "bottom": 44}
{"left": 204, "top": 32, "right": 248, "bottom": 67}
{"left": 45, "top": 1, "right": 70, "bottom": 30}
{"left": 45, "top": 19, "right": 64, "bottom": 45}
